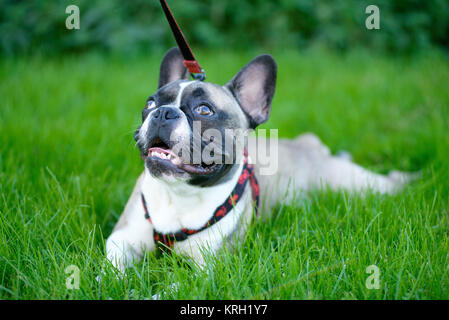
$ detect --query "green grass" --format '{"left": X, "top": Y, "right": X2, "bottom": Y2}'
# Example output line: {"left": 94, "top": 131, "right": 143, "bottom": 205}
{"left": 1, "top": 48, "right": 449, "bottom": 299}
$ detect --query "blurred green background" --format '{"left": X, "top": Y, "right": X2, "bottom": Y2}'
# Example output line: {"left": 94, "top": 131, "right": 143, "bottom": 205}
{"left": 3, "top": 0, "right": 449, "bottom": 301}
{"left": 2, "top": 0, "right": 449, "bottom": 300}
{"left": 1, "top": 0, "right": 449, "bottom": 56}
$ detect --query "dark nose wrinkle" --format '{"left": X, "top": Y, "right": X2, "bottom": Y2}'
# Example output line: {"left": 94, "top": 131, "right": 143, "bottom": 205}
{"left": 153, "top": 106, "right": 180, "bottom": 121}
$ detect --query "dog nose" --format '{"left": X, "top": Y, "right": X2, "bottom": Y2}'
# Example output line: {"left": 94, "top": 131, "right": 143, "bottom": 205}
{"left": 153, "top": 106, "right": 180, "bottom": 120}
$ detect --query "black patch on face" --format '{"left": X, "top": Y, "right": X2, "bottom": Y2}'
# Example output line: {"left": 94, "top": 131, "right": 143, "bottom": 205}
{"left": 192, "top": 87, "right": 205, "bottom": 98}
{"left": 154, "top": 82, "right": 180, "bottom": 106}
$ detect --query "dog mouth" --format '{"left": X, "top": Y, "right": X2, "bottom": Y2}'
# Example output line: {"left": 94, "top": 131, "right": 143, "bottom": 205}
{"left": 142, "top": 138, "right": 218, "bottom": 175}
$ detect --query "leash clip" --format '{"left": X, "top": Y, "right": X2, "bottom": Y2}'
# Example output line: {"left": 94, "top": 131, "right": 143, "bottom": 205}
{"left": 191, "top": 70, "right": 206, "bottom": 81}
{"left": 183, "top": 59, "right": 206, "bottom": 81}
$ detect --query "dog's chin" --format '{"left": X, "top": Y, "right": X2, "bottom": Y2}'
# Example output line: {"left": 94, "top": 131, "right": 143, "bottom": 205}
{"left": 141, "top": 146, "right": 220, "bottom": 180}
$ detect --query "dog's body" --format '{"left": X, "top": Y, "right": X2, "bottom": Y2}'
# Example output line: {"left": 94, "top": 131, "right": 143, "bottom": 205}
{"left": 106, "top": 48, "right": 410, "bottom": 273}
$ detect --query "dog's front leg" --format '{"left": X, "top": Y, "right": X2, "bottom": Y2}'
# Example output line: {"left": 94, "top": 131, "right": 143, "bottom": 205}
{"left": 106, "top": 221, "right": 155, "bottom": 274}
{"left": 105, "top": 175, "right": 156, "bottom": 274}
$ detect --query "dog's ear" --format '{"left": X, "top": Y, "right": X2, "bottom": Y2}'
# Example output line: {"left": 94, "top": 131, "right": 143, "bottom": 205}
{"left": 158, "top": 47, "right": 190, "bottom": 88}
{"left": 225, "top": 54, "right": 277, "bottom": 128}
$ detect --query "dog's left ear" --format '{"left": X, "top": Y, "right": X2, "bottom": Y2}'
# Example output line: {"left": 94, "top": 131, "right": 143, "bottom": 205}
{"left": 225, "top": 54, "right": 277, "bottom": 128}
{"left": 158, "top": 47, "right": 190, "bottom": 88}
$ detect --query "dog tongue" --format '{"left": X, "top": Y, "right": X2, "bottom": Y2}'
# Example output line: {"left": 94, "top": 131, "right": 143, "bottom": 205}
{"left": 180, "top": 163, "right": 215, "bottom": 174}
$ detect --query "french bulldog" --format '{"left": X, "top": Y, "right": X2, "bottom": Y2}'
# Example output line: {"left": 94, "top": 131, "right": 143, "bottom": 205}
{"left": 105, "top": 47, "right": 411, "bottom": 273}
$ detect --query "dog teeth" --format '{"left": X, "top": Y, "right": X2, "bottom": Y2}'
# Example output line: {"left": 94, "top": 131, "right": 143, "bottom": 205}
{"left": 150, "top": 150, "right": 176, "bottom": 161}
{"left": 152, "top": 151, "right": 167, "bottom": 159}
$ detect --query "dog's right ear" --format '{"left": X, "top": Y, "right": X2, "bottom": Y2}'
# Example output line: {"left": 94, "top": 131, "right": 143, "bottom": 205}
{"left": 158, "top": 47, "right": 190, "bottom": 88}
{"left": 225, "top": 54, "right": 277, "bottom": 128}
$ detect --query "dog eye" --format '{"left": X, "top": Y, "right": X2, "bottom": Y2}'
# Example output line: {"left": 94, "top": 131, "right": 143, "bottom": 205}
{"left": 146, "top": 100, "right": 156, "bottom": 109}
{"left": 194, "top": 104, "right": 214, "bottom": 116}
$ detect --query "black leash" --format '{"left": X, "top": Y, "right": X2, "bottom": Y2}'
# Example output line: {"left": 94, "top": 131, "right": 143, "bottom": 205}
{"left": 159, "top": 0, "right": 206, "bottom": 81}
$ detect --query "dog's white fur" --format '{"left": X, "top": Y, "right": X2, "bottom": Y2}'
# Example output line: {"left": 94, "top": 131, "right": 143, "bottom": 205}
{"left": 106, "top": 159, "right": 251, "bottom": 270}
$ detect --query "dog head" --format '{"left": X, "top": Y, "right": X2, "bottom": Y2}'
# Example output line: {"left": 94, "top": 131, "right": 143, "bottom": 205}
{"left": 135, "top": 47, "right": 277, "bottom": 186}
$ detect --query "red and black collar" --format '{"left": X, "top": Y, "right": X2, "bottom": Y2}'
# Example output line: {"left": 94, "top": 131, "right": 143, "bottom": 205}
{"left": 141, "top": 151, "right": 260, "bottom": 250}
